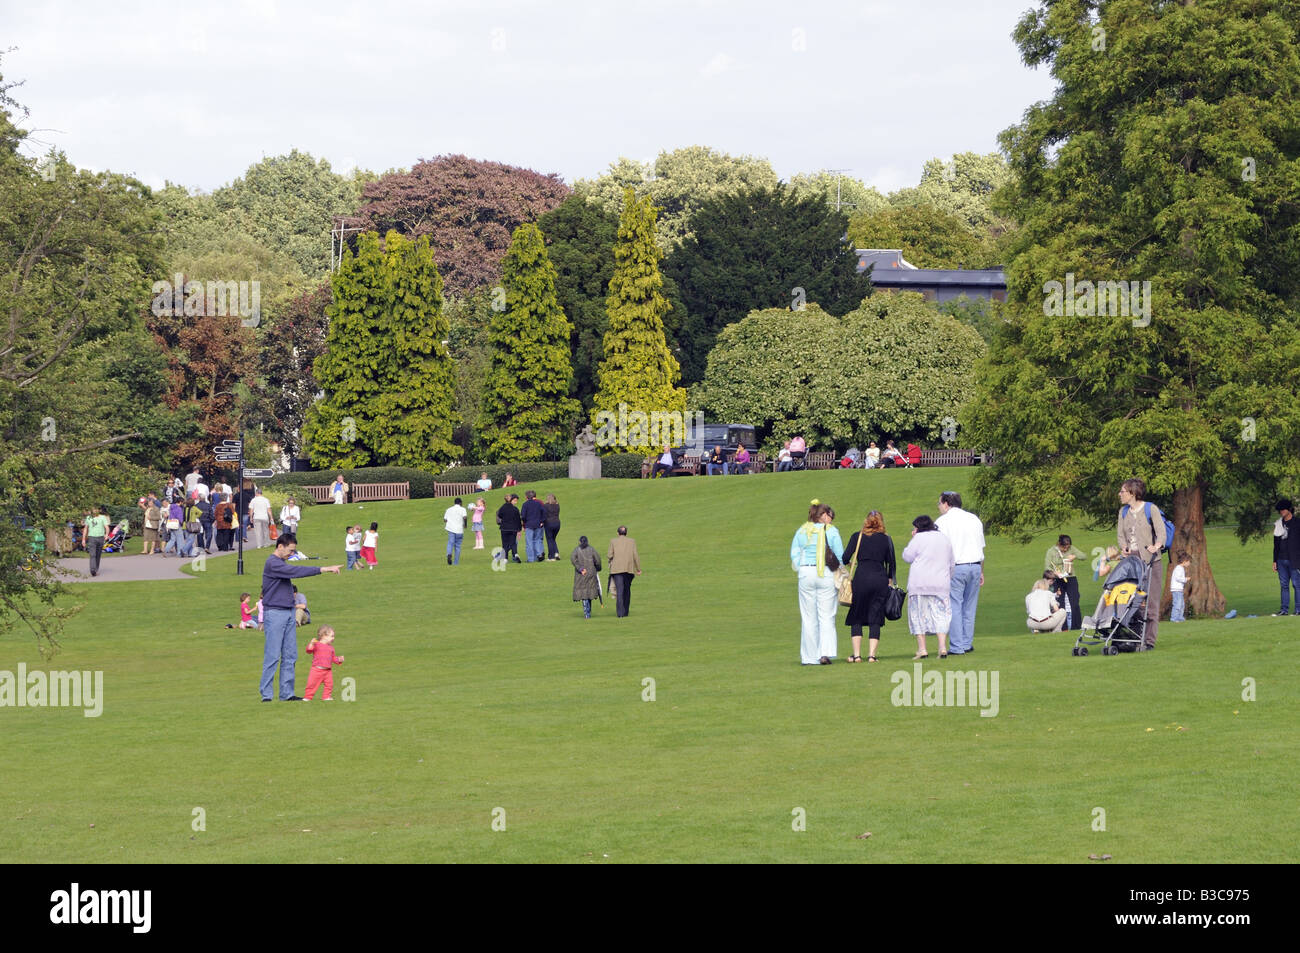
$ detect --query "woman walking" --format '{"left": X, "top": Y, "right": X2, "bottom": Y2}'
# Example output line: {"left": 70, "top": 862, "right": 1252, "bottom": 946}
{"left": 790, "top": 500, "right": 845, "bottom": 665}
{"left": 571, "top": 535, "right": 602, "bottom": 619}
{"left": 901, "top": 515, "right": 955, "bottom": 659}
{"left": 142, "top": 497, "right": 161, "bottom": 555}
{"left": 841, "top": 510, "right": 896, "bottom": 662}
{"left": 83, "top": 505, "right": 110, "bottom": 576}
{"left": 543, "top": 493, "right": 561, "bottom": 561}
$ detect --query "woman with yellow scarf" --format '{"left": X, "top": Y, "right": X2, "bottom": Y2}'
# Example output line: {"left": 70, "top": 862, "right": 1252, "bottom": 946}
{"left": 790, "top": 500, "right": 845, "bottom": 665}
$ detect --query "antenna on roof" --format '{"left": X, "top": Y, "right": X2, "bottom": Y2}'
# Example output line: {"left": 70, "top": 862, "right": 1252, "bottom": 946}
{"left": 825, "top": 169, "right": 857, "bottom": 213}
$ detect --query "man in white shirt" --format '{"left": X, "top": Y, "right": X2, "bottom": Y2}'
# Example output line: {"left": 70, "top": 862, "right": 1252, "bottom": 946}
{"left": 185, "top": 467, "right": 202, "bottom": 495}
{"left": 248, "top": 490, "right": 273, "bottom": 549}
{"left": 194, "top": 478, "right": 210, "bottom": 502}
{"left": 936, "top": 490, "right": 985, "bottom": 655}
{"left": 444, "top": 497, "right": 469, "bottom": 565}
{"left": 476, "top": 473, "right": 492, "bottom": 492}
{"left": 1026, "top": 580, "right": 1066, "bottom": 631}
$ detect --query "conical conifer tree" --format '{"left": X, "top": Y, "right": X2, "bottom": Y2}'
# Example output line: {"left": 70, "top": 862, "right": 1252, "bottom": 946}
{"left": 592, "top": 188, "right": 687, "bottom": 448}
{"left": 478, "top": 223, "right": 582, "bottom": 461}
{"left": 371, "top": 231, "right": 461, "bottom": 468}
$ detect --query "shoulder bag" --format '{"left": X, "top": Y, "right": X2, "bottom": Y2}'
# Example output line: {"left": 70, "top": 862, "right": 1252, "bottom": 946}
{"left": 835, "top": 533, "right": 866, "bottom": 606}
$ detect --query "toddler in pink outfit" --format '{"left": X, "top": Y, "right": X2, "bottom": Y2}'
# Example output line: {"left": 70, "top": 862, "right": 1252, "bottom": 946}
{"left": 303, "top": 626, "right": 344, "bottom": 701}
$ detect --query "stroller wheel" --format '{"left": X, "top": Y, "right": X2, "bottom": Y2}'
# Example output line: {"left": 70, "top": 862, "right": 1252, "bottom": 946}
{"left": 1071, "top": 646, "right": 1081, "bottom": 656}
{"left": 1078, "top": 646, "right": 1089, "bottom": 656}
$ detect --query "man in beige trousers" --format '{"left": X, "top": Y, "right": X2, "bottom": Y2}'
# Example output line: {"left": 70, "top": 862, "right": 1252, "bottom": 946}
{"left": 607, "top": 526, "right": 642, "bottom": 618}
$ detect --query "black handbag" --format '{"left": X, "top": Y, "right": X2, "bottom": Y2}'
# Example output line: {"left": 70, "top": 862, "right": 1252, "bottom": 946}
{"left": 884, "top": 585, "right": 906, "bottom": 621}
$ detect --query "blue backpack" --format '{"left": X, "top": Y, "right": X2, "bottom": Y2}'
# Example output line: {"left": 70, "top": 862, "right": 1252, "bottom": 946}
{"left": 1121, "top": 501, "right": 1175, "bottom": 554}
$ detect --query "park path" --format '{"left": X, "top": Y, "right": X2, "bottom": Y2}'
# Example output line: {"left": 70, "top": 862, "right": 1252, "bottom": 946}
{"left": 52, "top": 547, "right": 256, "bottom": 583}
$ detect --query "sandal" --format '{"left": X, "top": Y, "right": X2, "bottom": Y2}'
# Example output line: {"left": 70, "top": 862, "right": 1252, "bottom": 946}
{"left": 913, "top": 653, "right": 929, "bottom": 660}
{"left": 939, "top": 653, "right": 948, "bottom": 659}
{"left": 847, "top": 655, "right": 862, "bottom": 663}
{"left": 867, "top": 656, "right": 879, "bottom": 662}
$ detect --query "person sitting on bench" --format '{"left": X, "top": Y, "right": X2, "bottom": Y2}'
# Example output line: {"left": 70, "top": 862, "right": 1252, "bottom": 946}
{"left": 652, "top": 446, "right": 675, "bottom": 478}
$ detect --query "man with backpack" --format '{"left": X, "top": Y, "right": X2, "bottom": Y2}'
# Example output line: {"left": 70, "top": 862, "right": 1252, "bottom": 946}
{"left": 1117, "top": 478, "right": 1172, "bottom": 650}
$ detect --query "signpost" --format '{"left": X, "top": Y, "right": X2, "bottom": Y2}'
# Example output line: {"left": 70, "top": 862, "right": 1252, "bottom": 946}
{"left": 212, "top": 435, "right": 246, "bottom": 576}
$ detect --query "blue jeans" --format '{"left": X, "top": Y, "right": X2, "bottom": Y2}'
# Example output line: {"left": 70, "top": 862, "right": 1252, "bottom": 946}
{"left": 447, "top": 532, "right": 463, "bottom": 564}
{"left": 346, "top": 551, "right": 359, "bottom": 570}
{"left": 1170, "top": 590, "right": 1186, "bottom": 622}
{"left": 1278, "top": 560, "right": 1300, "bottom": 612}
{"left": 525, "top": 527, "right": 544, "bottom": 562}
{"left": 260, "top": 608, "right": 297, "bottom": 700}
{"left": 707, "top": 463, "right": 729, "bottom": 475}
{"left": 948, "top": 563, "right": 983, "bottom": 654}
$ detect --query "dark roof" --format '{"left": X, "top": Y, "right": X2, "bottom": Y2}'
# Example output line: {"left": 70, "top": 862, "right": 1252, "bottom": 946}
{"left": 856, "top": 249, "right": 1005, "bottom": 288}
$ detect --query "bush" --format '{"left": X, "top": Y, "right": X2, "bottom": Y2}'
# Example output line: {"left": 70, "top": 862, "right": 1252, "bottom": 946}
{"left": 598, "top": 453, "right": 646, "bottom": 479}
{"left": 437, "top": 462, "right": 569, "bottom": 485}
{"left": 266, "top": 467, "right": 440, "bottom": 500}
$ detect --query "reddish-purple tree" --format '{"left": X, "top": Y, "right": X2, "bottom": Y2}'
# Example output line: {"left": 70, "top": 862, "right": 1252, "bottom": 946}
{"left": 349, "top": 155, "right": 571, "bottom": 294}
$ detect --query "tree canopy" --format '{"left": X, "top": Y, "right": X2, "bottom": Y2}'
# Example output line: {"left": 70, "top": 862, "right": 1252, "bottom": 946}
{"left": 964, "top": 0, "right": 1300, "bottom": 616}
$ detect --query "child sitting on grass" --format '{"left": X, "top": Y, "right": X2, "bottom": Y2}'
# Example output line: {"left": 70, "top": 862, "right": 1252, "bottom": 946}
{"left": 226, "top": 592, "right": 257, "bottom": 629}
{"left": 303, "top": 625, "right": 344, "bottom": 701}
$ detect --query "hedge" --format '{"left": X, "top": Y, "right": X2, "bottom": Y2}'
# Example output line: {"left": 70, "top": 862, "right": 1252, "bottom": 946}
{"left": 266, "top": 467, "right": 440, "bottom": 500}
{"left": 438, "top": 462, "right": 569, "bottom": 485}
{"left": 598, "top": 454, "right": 646, "bottom": 479}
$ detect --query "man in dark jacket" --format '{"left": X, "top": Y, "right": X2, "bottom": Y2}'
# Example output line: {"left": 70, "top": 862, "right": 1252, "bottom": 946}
{"left": 496, "top": 495, "right": 522, "bottom": 563}
{"left": 520, "top": 490, "right": 546, "bottom": 563}
{"left": 260, "top": 533, "right": 341, "bottom": 702}
{"left": 1272, "top": 499, "right": 1300, "bottom": 616}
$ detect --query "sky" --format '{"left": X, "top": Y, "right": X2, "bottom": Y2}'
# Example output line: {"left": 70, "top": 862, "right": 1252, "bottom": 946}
{"left": 5, "top": 0, "right": 1060, "bottom": 195}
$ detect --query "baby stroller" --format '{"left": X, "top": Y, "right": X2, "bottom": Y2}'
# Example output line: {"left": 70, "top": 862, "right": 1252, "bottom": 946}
{"left": 102, "top": 522, "right": 129, "bottom": 554}
{"left": 840, "top": 447, "right": 861, "bottom": 469}
{"left": 1073, "top": 555, "right": 1150, "bottom": 655}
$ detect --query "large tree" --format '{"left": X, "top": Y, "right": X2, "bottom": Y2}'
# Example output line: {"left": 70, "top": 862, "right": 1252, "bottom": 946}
{"left": 536, "top": 195, "right": 693, "bottom": 406}
{"left": 253, "top": 282, "right": 332, "bottom": 465}
{"left": 664, "top": 184, "right": 869, "bottom": 382}
{"left": 575, "top": 146, "right": 779, "bottom": 252}
{"left": 695, "top": 294, "right": 985, "bottom": 450}
{"left": 1, "top": 67, "right": 176, "bottom": 654}
{"left": 592, "top": 189, "right": 687, "bottom": 443}
{"left": 848, "top": 203, "right": 991, "bottom": 269}
{"left": 964, "top": 0, "right": 1300, "bottom": 617}
{"left": 477, "top": 223, "right": 581, "bottom": 462}
{"left": 349, "top": 155, "right": 571, "bottom": 294}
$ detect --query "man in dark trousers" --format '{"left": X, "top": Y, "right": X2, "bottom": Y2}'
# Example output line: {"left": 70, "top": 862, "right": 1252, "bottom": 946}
{"left": 606, "top": 525, "right": 642, "bottom": 618}
{"left": 260, "top": 532, "right": 341, "bottom": 702}
{"left": 496, "top": 494, "right": 522, "bottom": 563}
{"left": 1273, "top": 499, "right": 1300, "bottom": 616}
{"left": 520, "top": 490, "right": 546, "bottom": 563}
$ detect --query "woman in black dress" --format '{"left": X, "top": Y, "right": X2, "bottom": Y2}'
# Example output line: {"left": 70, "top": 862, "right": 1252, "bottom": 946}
{"left": 841, "top": 510, "right": 896, "bottom": 662}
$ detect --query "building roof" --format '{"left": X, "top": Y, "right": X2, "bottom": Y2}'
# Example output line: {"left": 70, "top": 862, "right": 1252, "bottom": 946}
{"left": 856, "top": 249, "right": 1005, "bottom": 288}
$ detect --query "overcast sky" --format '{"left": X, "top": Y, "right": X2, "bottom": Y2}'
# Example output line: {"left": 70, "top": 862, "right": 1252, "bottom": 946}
{"left": 6, "top": 0, "right": 1059, "bottom": 195}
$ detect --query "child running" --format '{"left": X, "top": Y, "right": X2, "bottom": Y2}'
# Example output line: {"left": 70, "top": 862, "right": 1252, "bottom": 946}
{"left": 360, "top": 522, "right": 379, "bottom": 570}
{"left": 302, "top": 625, "right": 344, "bottom": 701}
{"left": 345, "top": 524, "right": 362, "bottom": 570}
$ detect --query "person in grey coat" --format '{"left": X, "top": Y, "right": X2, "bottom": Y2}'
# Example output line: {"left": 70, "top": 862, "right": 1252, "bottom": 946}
{"left": 571, "top": 535, "right": 602, "bottom": 619}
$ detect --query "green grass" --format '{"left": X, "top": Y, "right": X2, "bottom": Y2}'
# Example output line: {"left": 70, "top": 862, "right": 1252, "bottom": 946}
{"left": 3, "top": 469, "right": 1296, "bottom": 862}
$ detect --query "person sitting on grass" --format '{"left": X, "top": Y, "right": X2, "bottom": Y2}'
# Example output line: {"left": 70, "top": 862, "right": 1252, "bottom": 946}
{"left": 226, "top": 592, "right": 257, "bottom": 630}
{"left": 1025, "top": 578, "right": 1067, "bottom": 632}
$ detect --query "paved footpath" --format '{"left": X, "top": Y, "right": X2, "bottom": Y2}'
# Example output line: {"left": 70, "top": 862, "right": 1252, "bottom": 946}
{"left": 53, "top": 547, "right": 253, "bottom": 583}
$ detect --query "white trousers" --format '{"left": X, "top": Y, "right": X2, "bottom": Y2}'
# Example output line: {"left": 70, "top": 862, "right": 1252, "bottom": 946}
{"left": 798, "top": 566, "right": 838, "bottom": 663}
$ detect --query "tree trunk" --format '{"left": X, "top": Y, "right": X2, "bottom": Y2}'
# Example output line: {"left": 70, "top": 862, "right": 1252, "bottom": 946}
{"left": 1168, "top": 480, "right": 1225, "bottom": 618}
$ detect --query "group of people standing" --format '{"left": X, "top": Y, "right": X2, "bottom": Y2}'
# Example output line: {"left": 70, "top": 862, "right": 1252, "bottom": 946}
{"left": 487, "top": 491, "right": 563, "bottom": 563}
{"left": 790, "top": 491, "right": 986, "bottom": 665}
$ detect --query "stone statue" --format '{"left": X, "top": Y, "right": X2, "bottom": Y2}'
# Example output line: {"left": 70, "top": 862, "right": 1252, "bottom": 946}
{"left": 575, "top": 425, "right": 597, "bottom": 456}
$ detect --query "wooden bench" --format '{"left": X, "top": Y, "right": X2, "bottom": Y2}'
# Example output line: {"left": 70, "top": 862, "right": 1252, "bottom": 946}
{"left": 435, "top": 482, "right": 482, "bottom": 498}
{"left": 301, "top": 485, "right": 335, "bottom": 504}
{"left": 351, "top": 482, "right": 410, "bottom": 502}
{"left": 806, "top": 451, "right": 836, "bottom": 470}
{"left": 920, "top": 448, "right": 976, "bottom": 467}
{"left": 671, "top": 453, "right": 702, "bottom": 476}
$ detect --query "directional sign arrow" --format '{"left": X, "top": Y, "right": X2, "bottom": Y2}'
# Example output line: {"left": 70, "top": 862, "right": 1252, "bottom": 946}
{"left": 242, "top": 468, "right": 275, "bottom": 478}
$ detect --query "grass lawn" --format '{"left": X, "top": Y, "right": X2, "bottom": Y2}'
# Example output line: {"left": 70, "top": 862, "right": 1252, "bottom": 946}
{"left": 3, "top": 468, "right": 1296, "bottom": 863}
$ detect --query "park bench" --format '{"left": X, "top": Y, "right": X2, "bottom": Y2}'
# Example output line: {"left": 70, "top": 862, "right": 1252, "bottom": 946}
{"left": 919, "top": 448, "right": 976, "bottom": 467}
{"left": 351, "top": 482, "right": 410, "bottom": 502}
{"left": 671, "top": 453, "right": 702, "bottom": 476}
{"left": 300, "top": 485, "right": 335, "bottom": 504}
{"left": 436, "top": 483, "right": 483, "bottom": 499}
{"left": 806, "top": 451, "right": 836, "bottom": 470}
